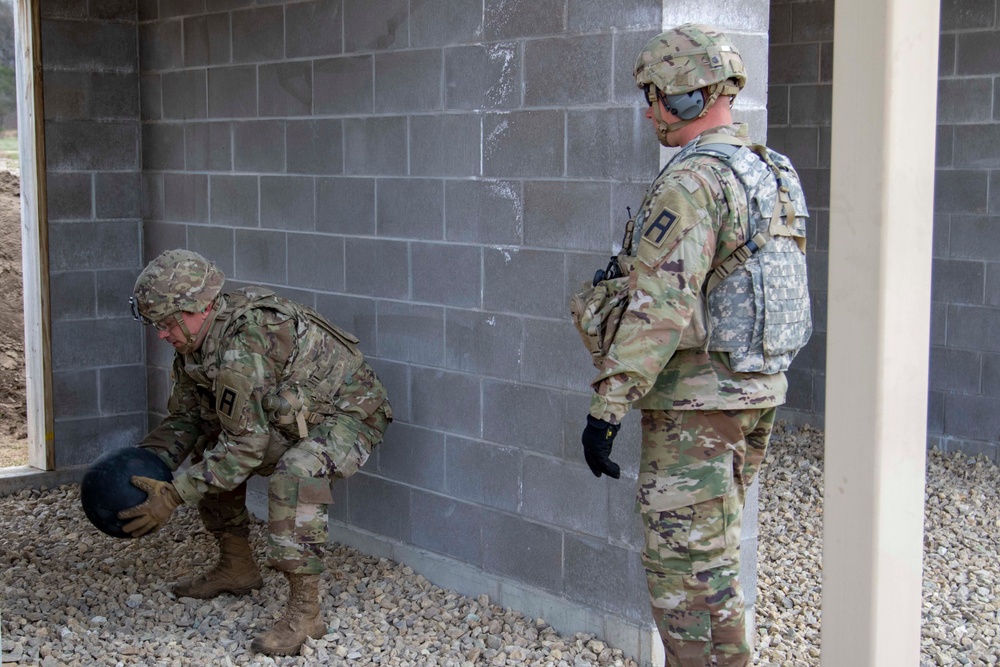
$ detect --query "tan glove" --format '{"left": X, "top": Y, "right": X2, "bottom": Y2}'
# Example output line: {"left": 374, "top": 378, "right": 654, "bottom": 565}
{"left": 117, "top": 476, "right": 182, "bottom": 537}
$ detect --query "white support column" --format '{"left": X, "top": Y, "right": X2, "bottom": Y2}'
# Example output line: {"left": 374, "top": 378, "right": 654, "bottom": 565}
{"left": 822, "top": 0, "right": 938, "bottom": 664}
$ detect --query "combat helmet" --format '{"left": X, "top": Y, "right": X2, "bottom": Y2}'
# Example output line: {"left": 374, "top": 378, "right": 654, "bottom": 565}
{"left": 634, "top": 24, "right": 746, "bottom": 142}
{"left": 130, "top": 249, "right": 225, "bottom": 326}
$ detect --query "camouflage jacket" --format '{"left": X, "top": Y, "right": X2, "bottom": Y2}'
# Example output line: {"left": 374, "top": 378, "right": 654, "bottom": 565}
{"left": 142, "top": 287, "right": 389, "bottom": 505}
{"left": 590, "top": 124, "right": 788, "bottom": 424}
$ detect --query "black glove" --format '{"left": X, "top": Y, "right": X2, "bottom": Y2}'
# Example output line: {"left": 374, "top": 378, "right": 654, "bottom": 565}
{"left": 581, "top": 415, "right": 621, "bottom": 479}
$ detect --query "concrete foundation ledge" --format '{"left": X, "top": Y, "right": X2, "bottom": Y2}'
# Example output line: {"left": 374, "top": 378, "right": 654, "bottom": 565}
{"left": 245, "top": 488, "right": 664, "bottom": 667}
{"left": 0, "top": 465, "right": 87, "bottom": 497}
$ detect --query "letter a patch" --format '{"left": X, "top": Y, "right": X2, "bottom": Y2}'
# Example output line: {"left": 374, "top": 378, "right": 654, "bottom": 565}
{"left": 643, "top": 209, "right": 678, "bottom": 248}
{"left": 215, "top": 369, "right": 253, "bottom": 433}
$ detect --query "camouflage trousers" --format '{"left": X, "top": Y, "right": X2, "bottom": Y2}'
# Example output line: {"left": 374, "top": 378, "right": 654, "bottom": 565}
{"left": 197, "top": 402, "right": 390, "bottom": 575}
{"left": 637, "top": 407, "right": 776, "bottom": 667}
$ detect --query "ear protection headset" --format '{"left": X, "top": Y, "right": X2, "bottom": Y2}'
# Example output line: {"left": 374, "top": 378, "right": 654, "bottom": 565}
{"left": 646, "top": 86, "right": 706, "bottom": 121}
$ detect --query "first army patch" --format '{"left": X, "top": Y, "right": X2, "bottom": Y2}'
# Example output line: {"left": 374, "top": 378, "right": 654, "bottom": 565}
{"left": 215, "top": 370, "right": 253, "bottom": 432}
{"left": 642, "top": 208, "right": 678, "bottom": 248}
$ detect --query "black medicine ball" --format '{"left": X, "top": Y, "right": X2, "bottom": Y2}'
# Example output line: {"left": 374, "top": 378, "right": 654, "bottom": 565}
{"left": 80, "top": 447, "right": 173, "bottom": 538}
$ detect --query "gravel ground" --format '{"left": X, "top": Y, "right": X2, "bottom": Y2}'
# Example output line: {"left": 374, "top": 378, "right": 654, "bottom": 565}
{"left": 1, "top": 426, "right": 998, "bottom": 666}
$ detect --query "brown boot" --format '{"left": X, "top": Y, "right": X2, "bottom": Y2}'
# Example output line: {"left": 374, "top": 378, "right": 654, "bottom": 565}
{"left": 172, "top": 532, "right": 263, "bottom": 599}
{"left": 251, "top": 572, "right": 326, "bottom": 656}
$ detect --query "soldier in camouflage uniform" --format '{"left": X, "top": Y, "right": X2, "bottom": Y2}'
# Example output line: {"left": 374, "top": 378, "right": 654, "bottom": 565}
{"left": 579, "top": 25, "right": 810, "bottom": 667}
{"left": 119, "top": 249, "right": 392, "bottom": 656}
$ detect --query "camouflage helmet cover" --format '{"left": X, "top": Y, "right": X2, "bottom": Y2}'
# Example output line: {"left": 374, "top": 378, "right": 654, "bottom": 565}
{"left": 634, "top": 23, "right": 747, "bottom": 96}
{"left": 132, "top": 249, "right": 225, "bottom": 323}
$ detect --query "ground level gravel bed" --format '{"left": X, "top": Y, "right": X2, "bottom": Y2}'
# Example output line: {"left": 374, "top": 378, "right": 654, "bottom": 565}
{"left": 2, "top": 425, "right": 998, "bottom": 666}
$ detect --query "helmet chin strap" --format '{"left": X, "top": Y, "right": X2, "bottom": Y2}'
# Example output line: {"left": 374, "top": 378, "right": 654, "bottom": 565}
{"left": 173, "top": 299, "right": 220, "bottom": 355}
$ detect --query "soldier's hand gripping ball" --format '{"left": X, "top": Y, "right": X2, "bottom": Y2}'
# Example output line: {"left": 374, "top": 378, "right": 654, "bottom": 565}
{"left": 581, "top": 416, "right": 621, "bottom": 479}
{"left": 117, "top": 476, "right": 183, "bottom": 537}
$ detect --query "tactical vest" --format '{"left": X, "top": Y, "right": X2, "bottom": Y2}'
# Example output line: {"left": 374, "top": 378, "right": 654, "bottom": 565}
{"left": 645, "top": 133, "right": 813, "bottom": 374}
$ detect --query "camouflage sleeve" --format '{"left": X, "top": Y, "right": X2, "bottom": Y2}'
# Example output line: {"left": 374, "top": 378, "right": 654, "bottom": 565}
{"left": 139, "top": 355, "right": 206, "bottom": 470}
{"left": 172, "top": 314, "right": 296, "bottom": 505}
{"left": 589, "top": 168, "right": 722, "bottom": 424}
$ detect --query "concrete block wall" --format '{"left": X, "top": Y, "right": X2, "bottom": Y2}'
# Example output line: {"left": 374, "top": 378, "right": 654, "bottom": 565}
{"left": 42, "top": 0, "right": 146, "bottom": 466}
{"left": 769, "top": 0, "right": 1000, "bottom": 463}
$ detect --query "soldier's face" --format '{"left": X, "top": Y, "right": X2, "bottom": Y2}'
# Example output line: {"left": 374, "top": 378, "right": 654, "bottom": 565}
{"left": 645, "top": 98, "right": 683, "bottom": 146}
{"left": 157, "top": 310, "right": 210, "bottom": 350}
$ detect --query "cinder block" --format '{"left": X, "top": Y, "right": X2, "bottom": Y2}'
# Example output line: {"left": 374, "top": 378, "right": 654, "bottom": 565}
{"left": 375, "top": 49, "right": 442, "bottom": 113}
{"left": 410, "top": 491, "right": 484, "bottom": 565}
{"left": 937, "top": 79, "right": 993, "bottom": 125}
{"left": 344, "top": 238, "right": 409, "bottom": 298}
{"left": 286, "top": 0, "right": 343, "bottom": 58}
{"left": 941, "top": 0, "right": 995, "bottom": 30}
{"left": 54, "top": 415, "right": 147, "bottom": 468}
{"left": 444, "top": 309, "right": 521, "bottom": 380}
{"left": 564, "top": 535, "right": 647, "bottom": 619}
{"left": 365, "top": 358, "right": 409, "bottom": 421}
{"left": 768, "top": 126, "right": 819, "bottom": 169}
{"left": 935, "top": 171, "right": 988, "bottom": 214}
{"left": 53, "top": 369, "right": 99, "bottom": 419}
{"left": 947, "top": 305, "right": 1000, "bottom": 352}
{"left": 788, "top": 84, "right": 832, "bottom": 126}
{"left": 43, "top": 20, "right": 137, "bottom": 72}
{"left": 523, "top": 454, "right": 609, "bottom": 537}
{"left": 523, "top": 180, "right": 611, "bottom": 252}
{"left": 234, "top": 229, "right": 287, "bottom": 284}
{"left": 445, "top": 435, "right": 520, "bottom": 512}
{"left": 42, "top": 0, "right": 87, "bottom": 19}
{"left": 99, "top": 365, "right": 147, "bottom": 415}
{"left": 410, "top": 367, "right": 481, "bottom": 437}
{"left": 524, "top": 35, "right": 612, "bottom": 107}
{"left": 314, "top": 55, "right": 374, "bottom": 115}
{"left": 378, "top": 423, "right": 446, "bottom": 492}
{"left": 444, "top": 179, "right": 522, "bottom": 245}
{"left": 767, "top": 85, "right": 789, "bottom": 127}
{"left": 184, "top": 13, "right": 231, "bottom": 67}
{"left": 410, "top": 1, "right": 482, "bottom": 47}
{"left": 232, "top": 6, "right": 284, "bottom": 64}
{"left": 139, "top": 21, "right": 183, "bottom": 71}
{"left": 315, "top": 292, "right": 377, "bottom": 348}
{"left": 411, "top": 243, "right": 481, "bottom": 307}
{"left": 346, "top": 473, "right": 411, "bottom": 543}
{"left": 287, "top": 233, "right": 344, "bottom": 291}
{"left": 410, "top": 115, "right": 480, "bottom": 177}
{"left": 819, "top": 42, "right": 834, "bottom": 84}
{"left": 43, "top": 71, "right": 89, "bottom": 121}
{"left": 483, "top": 0, "right": 564, "bottom": 40}
{"left": 185, "top": 122, "right": 232, "bottom": 171}
{"left": 141, "top": 123, "right": 184, "bottom": 171}
{"left": 988, "top": 263, "right": 1000, "bottom": 307}
{"left": 522, "top": 317, "right": 603, "bottom": 391}
{"left": 259, "top": 62, "right": 313, "bottom": 117}
{"left": 164, "top": 173, "right": 209, "bottom": 223}
{"left": 805, "top": 248, "right": 828, "bottom": 293}
{"left": 316, "top": 177, "right": 375, "bottom": 235}
{"left": 608, "top": 474, "right": 644, "bottom": 551}
{"left": 483, "top": 111, "right": 564, "bottom": 178}
{"left": 96, "top": 172, "right": 141, "bottom": 220}
{"left": 957, "top": 31, "right": 1000, "bottom": 76}
{"left": 483, "top": 248, "right": 565, "bottom": 318}
{"left": 343, "top": 0, "right": 408, "bottom": 52}
{"left": 49, "top": 221, "right": 140, "bottom": 272}
{"left": 375, "top": 301, "right": 445, "bottom": 366}
{"left": 52, "top": 318, "right": 143, "bottom": 369}
{"left": 160, "top": 0, "right": 207, "bottom": 19}
{"left": 930, "top": 301, "right": 947, "bottom": 347}
{"left": 50, "top": 271, "right": 96, "bottom": 321}
{"left": 937, "top": 127, "right": 953, "bottom": 168}
{"left": 287, "top": 119, "right": 343, "bottom": 175}
{"left": 769, "top": 4, "right": 791, "bottom": 44}
{"left": 444, "top": 43, "right": 520, "bottom": 111}
{"left": 613, "top": 30, "right": 659, "bottom": 104}
{"left": 47, "top": 172, "right": 93, "bottom": 221}
{"left": 933, "top": 213, "right": 950, "bottom": 259}
{"left": 138, "top": 0, "right": 158, "bottom": 21}
{"left": 797, "top": 167, "right": 830, "bottom": 209}
{"left": 927, "top": 391, "right": 945, "bottom": 434}
{"left": 944, "top": 393, "right": 1000, "bottom": 440}
{"left": 377, "top": 178, "right": 444, "bottom": 239}
{"left": 233, "top": 120, "right": 285, "bottom": 173}
{"left": 260, "top": 176, "right": 314, "bottom": 231}
{"left": 791, "top": 332, "right": 826, "bottom": 373}
{"left": 481, "top": 511, "right": 562, "bottom": 593}
{"left": 954, "top": 125, "right": 1000, "bottom": 169}
{"left": 932, "top": 258, "right": 985, "bottom": 304}
{"left": 567, "top": 108, "right": 657, "bottom": 181}
{"left": 188, "top": 226, "right": 235, "bottom": 277}
{"left": 48, "top": 121, "right": 139, "bottom": 171}
{"left": 982, "top": 353, "right": 1000, "bottom": 396}
{"left": 568, "top": 0, "right": 660, "bottom": 32}
{"left": 929, "top": 346, "right": 982, "bottom": 393}
{"left": 344, "top": 117, "right": 407, "bottom": 175}
{"left": 950, "top": 215, "right": 1000, "bottom": 262}
{"left": 790, "top": 0, "right": 834, "bottom": 41}
{"left": 208, "top": 66, "right": 257, "bottom": 118}
{"left": 782, "top": 368, "right": 816, "bottom": 413}
{"left": 939, "top": 33, "right": 956, "bottom": 77}
{"left": 161, "top": 70, "right": 207, "bottom": 120}
{"left": 209, "top": 174, "right": 259, "bottom": 227}
{"left": 92, "top": 72, "right": 139, "bottom": 120}
{"left": 482, "top": 380, "right": 563, "bottom": 456}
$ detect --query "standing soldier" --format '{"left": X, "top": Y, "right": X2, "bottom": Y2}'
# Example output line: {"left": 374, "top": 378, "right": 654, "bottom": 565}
{"left": 121, "top": 249, "right": 392, "bottom": 656}
{"left": 577, "top": 25, "right": 811, "bottom": 667}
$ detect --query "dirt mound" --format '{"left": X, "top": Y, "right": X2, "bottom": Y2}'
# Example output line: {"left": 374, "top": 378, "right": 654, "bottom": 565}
{"left": 0, "top": 169, "right": 26, "bottom": 466}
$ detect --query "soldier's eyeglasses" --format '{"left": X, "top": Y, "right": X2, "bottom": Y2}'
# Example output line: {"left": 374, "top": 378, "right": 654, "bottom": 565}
{"left": 129, "top": 296, "right": 171, "bottom": 331}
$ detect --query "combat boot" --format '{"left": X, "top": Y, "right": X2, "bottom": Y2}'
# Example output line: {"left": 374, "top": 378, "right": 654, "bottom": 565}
{"left": 251, "top": 572, "right": 327, "bottom": 656}
{"left": 172, "top": 532, "right": 263, "bottom": 599}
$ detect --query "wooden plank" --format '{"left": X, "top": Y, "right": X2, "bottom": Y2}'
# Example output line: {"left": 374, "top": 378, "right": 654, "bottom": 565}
{"left": 14, "top": 0, "right": 53, "bottom": 471}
